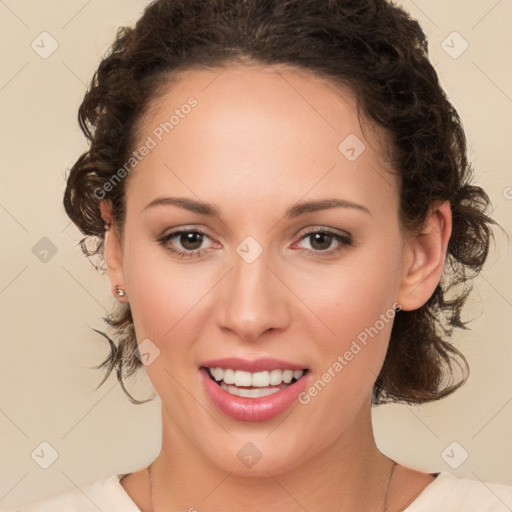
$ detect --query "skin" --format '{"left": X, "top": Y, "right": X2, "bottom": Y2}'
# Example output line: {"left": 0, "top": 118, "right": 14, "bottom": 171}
{"left": 99, "top": 64, "right": 451, "bottom": 511}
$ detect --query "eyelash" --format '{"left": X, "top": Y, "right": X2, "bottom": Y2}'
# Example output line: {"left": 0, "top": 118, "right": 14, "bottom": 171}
{"left": 156, "top": 227, "right": 353, "bottom": 259}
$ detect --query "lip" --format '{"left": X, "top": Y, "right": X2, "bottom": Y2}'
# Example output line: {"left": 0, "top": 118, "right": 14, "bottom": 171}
{"left": 200, "top": 357, "right": 308, "bottom": 373}
{"left": 200, "top": 367, "right": 310, "bottom": 422}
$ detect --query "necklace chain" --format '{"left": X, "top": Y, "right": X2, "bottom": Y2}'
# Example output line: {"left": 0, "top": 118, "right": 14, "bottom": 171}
{"left": 147, "top": 459, "right": 396, "bottom": 512}
{"left": 382, "top": 459, "right": 397, "bottom": 511}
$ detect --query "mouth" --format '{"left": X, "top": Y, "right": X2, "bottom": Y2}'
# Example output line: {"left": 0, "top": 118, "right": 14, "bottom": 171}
{"left": 199, "top": 362, "right": 311, "bottom": 422}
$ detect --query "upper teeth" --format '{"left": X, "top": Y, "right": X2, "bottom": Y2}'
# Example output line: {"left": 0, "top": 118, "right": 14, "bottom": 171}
{"left": 208, "top": 367, "right": 304, "bottom": 387}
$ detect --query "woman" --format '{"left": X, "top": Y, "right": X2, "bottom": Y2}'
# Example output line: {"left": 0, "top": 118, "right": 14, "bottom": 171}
{"left": 12, "top": 0, "right": 512, "bottom": 510}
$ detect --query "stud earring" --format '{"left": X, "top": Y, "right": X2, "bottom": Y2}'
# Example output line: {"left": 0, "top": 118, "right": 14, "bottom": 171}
{"left": 115, "top": 285, "right": 127, "bottom": 299}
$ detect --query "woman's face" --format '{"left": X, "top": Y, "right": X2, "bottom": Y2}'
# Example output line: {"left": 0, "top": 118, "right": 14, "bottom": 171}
{"left": 103, "top": 65, "right": 428, "bottom": 475}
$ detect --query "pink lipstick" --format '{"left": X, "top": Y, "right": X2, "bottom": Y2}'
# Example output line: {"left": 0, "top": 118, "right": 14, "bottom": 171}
{"left": 199, "top": 358, "right": 310, "bottom": 422}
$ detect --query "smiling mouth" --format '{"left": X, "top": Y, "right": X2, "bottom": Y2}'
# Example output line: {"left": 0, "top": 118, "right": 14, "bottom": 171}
{"left": 202, "top": 366, "right": 309, "bottom": 398}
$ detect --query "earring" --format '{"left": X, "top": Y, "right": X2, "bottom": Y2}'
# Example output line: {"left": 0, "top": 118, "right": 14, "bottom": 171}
{"left": 115, "top": 284, "right": 127, "bottom": 299}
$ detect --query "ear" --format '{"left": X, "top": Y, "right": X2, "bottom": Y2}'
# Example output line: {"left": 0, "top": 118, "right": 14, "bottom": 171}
{"left": 99, "top": 200, "right": 128, "bottom": 303}
{"left": 397, "top": 201, "right": 452, "bottom": 311}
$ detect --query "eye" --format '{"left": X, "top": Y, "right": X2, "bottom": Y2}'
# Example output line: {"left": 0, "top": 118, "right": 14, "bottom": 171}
{"left": 156, "top": 226, "right": 352, "bottom": 260}
{"left": 293, "top": 228, "right": 352, "bottom": 258}
{"left": 157, "top": 228, "right": 216, "bottom": 258}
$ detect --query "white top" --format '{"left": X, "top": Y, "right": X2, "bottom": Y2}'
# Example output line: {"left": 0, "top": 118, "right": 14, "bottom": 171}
{"left": 7, "top": 471, "right": 512, "bottom": 511}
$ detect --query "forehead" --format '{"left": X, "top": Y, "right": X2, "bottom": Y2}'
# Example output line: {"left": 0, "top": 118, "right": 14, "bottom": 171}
{"left": 128, "top": 64, "right": 398, "bottom": 219}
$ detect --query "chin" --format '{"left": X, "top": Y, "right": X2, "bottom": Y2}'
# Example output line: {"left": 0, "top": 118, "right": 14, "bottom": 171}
{"left": 200, "top": 433, "right": 315, "bottom": 478}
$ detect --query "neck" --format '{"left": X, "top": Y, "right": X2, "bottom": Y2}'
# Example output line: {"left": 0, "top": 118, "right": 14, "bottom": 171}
{"left": 149, "top": 402, "right": 395, "bottom": 512}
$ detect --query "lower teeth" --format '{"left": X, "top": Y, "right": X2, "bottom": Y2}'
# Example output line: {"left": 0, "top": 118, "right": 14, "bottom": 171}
{"left": 220, "top": 381, "right": 288, "bottom": 398}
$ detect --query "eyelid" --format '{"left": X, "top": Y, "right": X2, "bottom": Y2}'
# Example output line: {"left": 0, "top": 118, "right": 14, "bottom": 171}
{"left": 158, "top": 225, "right": 351, "bottom": 243}
{"left": 291, "top": 225, "right": 353, "bottom": 246}
{"left": 158, "top": 224, "right": 214, "bottom": 240}
{"left": 294, "top": 225, "right": 352, "bottom": 238}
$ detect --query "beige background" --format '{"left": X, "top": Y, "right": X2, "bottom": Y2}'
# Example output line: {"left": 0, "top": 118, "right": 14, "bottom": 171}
{"left": 1, "top": 0, "right": 511, "bottom": 508}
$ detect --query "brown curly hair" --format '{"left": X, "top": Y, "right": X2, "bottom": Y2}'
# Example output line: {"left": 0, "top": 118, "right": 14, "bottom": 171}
{"left": 63, "top": 0, "right": 498, "bottom": 405}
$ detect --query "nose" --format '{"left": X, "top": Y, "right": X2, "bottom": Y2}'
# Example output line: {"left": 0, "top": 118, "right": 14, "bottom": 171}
{"left": 216, "top": 249, "right": 291, "bottom": 342}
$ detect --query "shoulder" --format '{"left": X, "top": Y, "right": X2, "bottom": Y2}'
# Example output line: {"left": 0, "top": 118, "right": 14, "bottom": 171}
{"left": 405, "top": 471, "right": 512, "bottom": 512}
{"left": 4, "top": 473, "right": 141, "bottom": 512}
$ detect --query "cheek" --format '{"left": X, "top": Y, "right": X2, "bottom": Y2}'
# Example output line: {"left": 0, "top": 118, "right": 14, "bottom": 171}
{"left": 303, "top": 249, "right": 401, "bottom": 340}
{"left": 300, "top": 271, "right": 398, "bottom": 424}
{"left": 296, "top": 244, "right": 402, "bottom": 395}
{"left": 121, "top": 236, "right": 213, "bottom": 341}
{"left": 121, "top": 242, "right": 214, "bottom": 399}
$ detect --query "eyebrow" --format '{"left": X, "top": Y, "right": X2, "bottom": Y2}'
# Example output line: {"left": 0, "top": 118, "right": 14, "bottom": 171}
{"left": 143, "top": 196, "right": 371, "bottom": 217}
